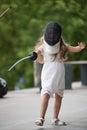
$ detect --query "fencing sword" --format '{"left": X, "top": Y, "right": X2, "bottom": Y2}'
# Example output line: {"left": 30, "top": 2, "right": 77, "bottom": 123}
{"left": 0, "top": 6, "right": 12, "bottom": 18}
{"left": 8, "top": 52, "right": 37, "bottom": 72}
{"left": 8, "top": 56, "right": 30, "bottom": 72}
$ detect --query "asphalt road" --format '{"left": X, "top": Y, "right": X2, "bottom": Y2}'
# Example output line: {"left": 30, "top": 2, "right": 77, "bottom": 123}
{"left": 0, "top": 85, "right": 87, "bottom": 130}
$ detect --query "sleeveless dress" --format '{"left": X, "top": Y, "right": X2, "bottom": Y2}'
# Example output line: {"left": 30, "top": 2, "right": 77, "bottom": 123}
{"left": 38, "top": 44, "right": 65, "bottom": 97}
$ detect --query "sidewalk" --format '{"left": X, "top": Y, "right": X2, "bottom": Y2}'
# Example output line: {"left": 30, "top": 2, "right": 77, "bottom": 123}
{"left": 0, "top": 83, "right": 87, "bottom": 130}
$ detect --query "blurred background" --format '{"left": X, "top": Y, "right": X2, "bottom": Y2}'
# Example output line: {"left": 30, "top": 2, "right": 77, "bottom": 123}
{"left": 0, "top": 0, "right": 87, "bottom": 90}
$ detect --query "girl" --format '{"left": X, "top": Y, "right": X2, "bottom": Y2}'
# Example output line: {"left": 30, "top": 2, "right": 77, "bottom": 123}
{"left": 34, "top": 21, "right": 85, "bottom": 126}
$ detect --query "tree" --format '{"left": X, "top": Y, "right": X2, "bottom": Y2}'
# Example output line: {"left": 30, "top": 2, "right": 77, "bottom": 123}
{"left": 0, "top": 0, "right": 87, "bottom": 89}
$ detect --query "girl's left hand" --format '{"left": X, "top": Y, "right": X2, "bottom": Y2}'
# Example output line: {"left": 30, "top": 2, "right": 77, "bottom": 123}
{"left": 78, "top": 42, "right": 85, "bottom": 50}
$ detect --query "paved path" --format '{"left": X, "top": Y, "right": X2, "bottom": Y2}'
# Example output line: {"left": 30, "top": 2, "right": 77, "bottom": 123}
{"left": 0, "top": 85, "right": 87, "bottom": 130}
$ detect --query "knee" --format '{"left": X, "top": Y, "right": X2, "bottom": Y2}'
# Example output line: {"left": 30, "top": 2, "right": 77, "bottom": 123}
{"left": 43, "top": 93, "right": 50, "bottom": 99}
{"left": 55, "top": 93, "right": 62, "bottom": 100}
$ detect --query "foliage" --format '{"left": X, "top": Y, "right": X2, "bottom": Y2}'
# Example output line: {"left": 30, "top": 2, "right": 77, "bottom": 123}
{"left": 0, "top": 0, "right": 87, "bottom": 89}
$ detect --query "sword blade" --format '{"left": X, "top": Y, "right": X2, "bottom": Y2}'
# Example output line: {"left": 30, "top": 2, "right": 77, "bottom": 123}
{"left": 8, "top": 56, "right": 30, "bottom": 72}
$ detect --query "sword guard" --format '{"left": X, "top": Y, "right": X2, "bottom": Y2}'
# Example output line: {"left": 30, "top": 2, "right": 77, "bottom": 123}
{"left": 29, "top": 52, "right": 38, "bottom": 60}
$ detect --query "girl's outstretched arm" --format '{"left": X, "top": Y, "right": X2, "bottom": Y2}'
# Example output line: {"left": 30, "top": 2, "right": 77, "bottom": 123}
{"left": 67, "top": 42, "right": 85, "bottom": 52}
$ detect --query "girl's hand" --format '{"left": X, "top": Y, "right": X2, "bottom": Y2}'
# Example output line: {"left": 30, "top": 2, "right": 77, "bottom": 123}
{"left": 67, "top": 42, "right": 85, "bottom": 52}
{"left": 78, "top": 42, "right": 85, "bottom": 50}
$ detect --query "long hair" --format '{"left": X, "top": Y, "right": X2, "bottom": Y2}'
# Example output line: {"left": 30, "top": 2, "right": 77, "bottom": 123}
{"left": 59, "top": 38, "right": 68, "bottom": 60}
{"left": 34, "top": 36, "right": 44, "bottom": 64}
{"left": 34, "top": 36, "right": 68, "bottom": 63}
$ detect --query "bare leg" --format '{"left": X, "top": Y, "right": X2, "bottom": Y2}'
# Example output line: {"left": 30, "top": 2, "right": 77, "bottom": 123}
{"left": 53, "top": 93, "right": 62, "bottom": 119}
{"left": 40, "top": 93, "right": 50, "bottom": 119}
{"left": 35, "top": 93, "right": 50, "bottom": 126}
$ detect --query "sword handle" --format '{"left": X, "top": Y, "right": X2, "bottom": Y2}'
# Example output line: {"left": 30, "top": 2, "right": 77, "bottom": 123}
{"left": 29, "top": 52, "right": 38, "bottom": 60}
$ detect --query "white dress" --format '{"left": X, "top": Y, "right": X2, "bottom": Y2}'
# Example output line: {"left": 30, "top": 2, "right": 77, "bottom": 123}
{"left": 38, "top": 44, "right": 65, "bottom": 97}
